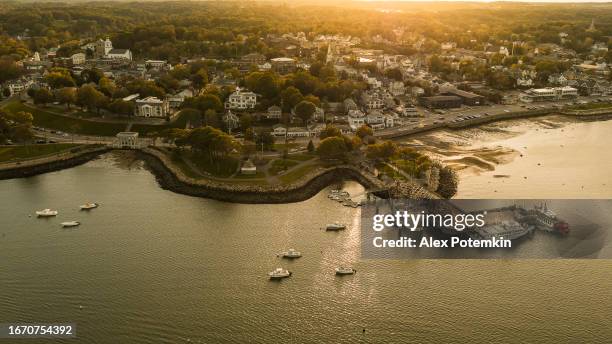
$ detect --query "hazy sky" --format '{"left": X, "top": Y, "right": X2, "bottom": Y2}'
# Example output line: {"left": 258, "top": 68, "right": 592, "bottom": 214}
{"left": 360, "top": 0, "right": 612, "bottom": 2}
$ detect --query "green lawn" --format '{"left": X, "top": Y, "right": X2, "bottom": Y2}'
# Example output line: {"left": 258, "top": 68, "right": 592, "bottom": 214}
{"left": 131, "top": 112, "right": 192, "bottom": 136}
{"left": 2, "top": 101, "right": 194, "bottom": 137}
{"left": 0, "top": 143, "right": 83, "bottom": 162}
{"left": 183, "top": 152, "right": 239, "bottom": 178}
{"left": 278, "top": 163, "right": 320, "bottom": 184}
{"left": 3, "top": 101, "right": 126, "bottom": 136}
{"left": 287, "top": 153, "right": 316, "bottom": 161}
{"left": 268, "top": 159, "right": 300, "bottom": 176}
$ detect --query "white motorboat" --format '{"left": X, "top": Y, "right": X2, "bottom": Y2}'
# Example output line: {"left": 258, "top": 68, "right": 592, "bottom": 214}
{"left": 335, "top": 267, "right": 356, "bottom": 275}
{"left": 80, "top": 203, "right": 99, "bottom": 210}
{"left": 36, "top": 209, "right": 58, "bottom": 217}
{"left": 268, "top": 268, "right": 292, "bottom": 279}
{"left": 326, "top": 222, "right": 346, "bottom": 231}
{"left": 61, "top": 221, "right": 80, "bottom": 228}
{"left": 281, "top": 249, "right": 302, "bottom": 259}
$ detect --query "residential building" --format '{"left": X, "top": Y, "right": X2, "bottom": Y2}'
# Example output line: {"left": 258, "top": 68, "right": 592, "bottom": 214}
{"left": 272, "top": 124, "right": 287, "bottom": 136}
{"left": 267, "top": 105, "right": 282, "bottom": 119}
{"left": 135, "top": 97, "right": 170, "bottom": 118}
{"left": 167, "top": 89, "right": 194, "bottom": 109}
{"left": 71, "top": 53, "right": 85, "bottom": 65}
{"left": 360, "top": 91, "right": 384, "bottom": 110}
{"left": 388, "top": 81, "right": 405, "bottom": 96}
{"left": 225, "top": 87, "right": 257, "bottom": 110}
{"left": 270, "top": 57, "right": 296, "bottom": 74}
{"left": 348, "top": 109, "right": 366, "bottom": 130}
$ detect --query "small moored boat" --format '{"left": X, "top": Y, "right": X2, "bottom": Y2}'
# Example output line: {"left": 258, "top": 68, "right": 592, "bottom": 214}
{"left": 326, "top": 222, "right": 346, "bottom": 231}
{"left": 61, "top": 221, "right": 80, "bottom": 228}
{"left": 281, "top": 249, "right": 302, "bottom": 259}
{"left": 36, "top": 209, "right": 58, "bottom": 217}
{"left": 80, "top": 203, "right": 99, "bottom": 210}
{"left": 335, "top": 267, "right": 356, "bottom": 275}
{"left": 268, "top": 268, "right": 292, "bottom": 279}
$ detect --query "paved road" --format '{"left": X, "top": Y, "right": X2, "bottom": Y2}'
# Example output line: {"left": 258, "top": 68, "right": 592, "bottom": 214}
{"left": 375, "top": 94, "right": 612, "bottom": 138}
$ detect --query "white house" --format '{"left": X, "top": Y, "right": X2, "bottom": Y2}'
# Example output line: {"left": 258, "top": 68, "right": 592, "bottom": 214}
{"left": 272, "top": 124, "right": 287, "bottom": 136}
{"left": 167, "top": 89, "right": 194, "bottom": 108}
{"left": 135, "top": 97, "right": 170, "bottom": 118}
{"left": 348, "top": 109, "right": 366, "bottom": 130}
{"left": 388, "top": 81, "right": 405, "bottom": 96}
{"left": 225, "top": 87, "right": 257, "bottom": 110}
{"left": 70, "top": 53, "right": 86, "bottom": 65}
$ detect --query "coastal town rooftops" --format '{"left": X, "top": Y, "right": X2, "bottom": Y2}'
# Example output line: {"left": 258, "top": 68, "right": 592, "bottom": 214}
{"left": 421, "top": 95, "right": 462, "bottom": 101}
{"left": 123, "top": 94, "right": 140, "bottom": 102}
{"left": 270, "top": 57, "right": 295, "bottom": 62}
{"left": 136, "top": 96, "right": 165, "bottom": 104}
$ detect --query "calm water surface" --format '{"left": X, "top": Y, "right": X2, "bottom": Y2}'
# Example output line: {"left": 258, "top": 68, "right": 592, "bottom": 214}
{"left": 1, "top": 134, "right": 612, "bottom": 343}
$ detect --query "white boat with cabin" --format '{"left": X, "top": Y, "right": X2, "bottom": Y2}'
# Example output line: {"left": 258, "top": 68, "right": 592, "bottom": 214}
{"left": 268, "top": 268, "right": 292, "bottom": 279}
{"left": 36, "top": 209, "right": 58, "bottom": 217}
{"left": 80, "top": 203, "right": 99, "bottom": 210}
{"left": 326, "top": 222, "right": 346, "bottom": 231}
{"left": 335, "top": 267, "right": 356, "bottom": 275}
{"left": 281, "top": 249, "right": 302, "bottom": 258}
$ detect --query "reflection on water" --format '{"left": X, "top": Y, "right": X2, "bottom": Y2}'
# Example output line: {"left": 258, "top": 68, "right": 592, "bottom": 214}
{"left": 400, "top": 117, "right": 612, "bottom": 198}
{"left": 0, "top": 151, "right": 611, "bottom": 343}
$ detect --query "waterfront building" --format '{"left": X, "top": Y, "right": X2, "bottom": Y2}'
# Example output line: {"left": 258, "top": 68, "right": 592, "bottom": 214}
{"left": 519, "top": 87, "right": 578, "bottom": 103}
{"left": 418, "top": 95, "right": 462, "bottom": 109}
{"left": 442, "top": 88, "right": 484, "bottom": 106}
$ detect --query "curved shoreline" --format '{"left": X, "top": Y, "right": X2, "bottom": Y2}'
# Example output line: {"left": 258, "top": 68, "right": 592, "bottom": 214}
{"left": 0, "top": 146, "right": 111, "bottom": 180}
{"left": 137, "top": 148, "right": 388, "bottom": 204}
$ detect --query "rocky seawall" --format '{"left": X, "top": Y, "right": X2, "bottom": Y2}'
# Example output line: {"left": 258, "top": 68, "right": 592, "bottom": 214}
{"left": 0, "top": 146, "right": 110, "bottom": 180}
{"left": 138, "top": 147, "right": 394, "bottom": 204}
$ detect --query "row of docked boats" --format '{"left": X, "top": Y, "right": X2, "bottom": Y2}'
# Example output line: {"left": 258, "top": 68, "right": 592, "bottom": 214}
{"left": 35, "top": 203, "right": 99, "bottom": 227}
{"left": 328, "top": 189, "right": 363, "bottom": 208}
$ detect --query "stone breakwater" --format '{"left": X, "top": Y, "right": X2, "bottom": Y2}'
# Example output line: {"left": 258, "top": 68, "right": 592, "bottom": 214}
{"left": 138, "top": 148, "right": 438, "bottom": 204}
{"left": 0, "top": 146, "right": 110, "bottom": 180}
